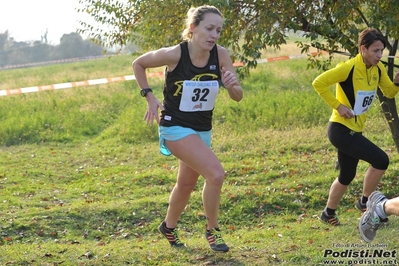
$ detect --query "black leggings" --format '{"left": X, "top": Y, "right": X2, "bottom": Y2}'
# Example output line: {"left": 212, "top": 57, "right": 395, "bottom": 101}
{"left": 328, "top": 122, "right": 389, "bottom": 186}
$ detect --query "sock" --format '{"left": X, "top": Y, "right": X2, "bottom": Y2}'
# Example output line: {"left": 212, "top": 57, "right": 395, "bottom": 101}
{"left": 361, "top": 195, "right": 368, "bottom": 204}
{"left": 375, "top": 201, "right": 388, "bottom": 220}
{"left": 164, "top": 223, "right": 175, "bottom": 231}
{"left": 325, "top": 207, "right": 336, "bottom": 216}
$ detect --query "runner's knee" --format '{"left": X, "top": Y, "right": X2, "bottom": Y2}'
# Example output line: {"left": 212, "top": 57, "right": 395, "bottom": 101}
{"left": 205, "top": 169, "right": 226, "bottom": 186}
{"left": 371, "top": 153, "right": 389, "bottom": 170}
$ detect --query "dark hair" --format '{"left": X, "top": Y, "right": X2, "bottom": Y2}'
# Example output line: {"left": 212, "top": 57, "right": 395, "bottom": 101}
{"left": 181, "top": 5, "right": 222, "bottom": 40}
{"left": 358, "top": 28, "right": 386, "bottom": 50}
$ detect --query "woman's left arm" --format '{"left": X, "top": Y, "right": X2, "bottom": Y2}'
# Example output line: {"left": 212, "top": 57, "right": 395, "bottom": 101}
{"left": 218, "top": 46, "right": 243, "bottom": 102}
{"left": 378, "top": 64, "right": 399, "bottom": 99}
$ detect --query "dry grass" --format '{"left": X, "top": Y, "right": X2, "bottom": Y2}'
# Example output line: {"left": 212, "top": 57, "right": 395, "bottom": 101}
{"left": 262, "top": 42, "right": 304, "bottom": 58}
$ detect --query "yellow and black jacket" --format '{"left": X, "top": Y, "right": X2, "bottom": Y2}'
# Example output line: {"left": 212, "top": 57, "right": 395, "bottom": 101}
{"left": 313, "top": 53, "right": 399, "bottom": 132}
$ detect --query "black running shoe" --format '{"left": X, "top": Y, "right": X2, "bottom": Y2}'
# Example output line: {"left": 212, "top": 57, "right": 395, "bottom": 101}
{"left": 320, "top": 211, "right": 340, "bottom": 226}
{"left": 205, "top": 227, "right": 229, "bottom": 252}
{"left": 356, "top": 198, "right": 367, "bottom": 212}
{"left": 158, "top": 221, "right": 185, "bottom": 248}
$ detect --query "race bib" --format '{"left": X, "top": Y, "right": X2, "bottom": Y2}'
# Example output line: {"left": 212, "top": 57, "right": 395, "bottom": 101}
{"left": 179, "top": 80, "right": 219, "bottom": 112}
{"left": 353, "top": 90, "right": 376, "bottom": 115}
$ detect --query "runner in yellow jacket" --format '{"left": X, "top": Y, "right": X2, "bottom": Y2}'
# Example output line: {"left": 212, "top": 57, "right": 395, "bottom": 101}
{"left": 312, "top": 28, "right": 399, "bottom": 226}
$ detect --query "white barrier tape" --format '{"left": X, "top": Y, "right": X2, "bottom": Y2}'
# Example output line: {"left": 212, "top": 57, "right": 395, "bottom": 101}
{"left": 0, "top": 75, "right": 138, "bottom": 96}
{"left": 0, "top": 52, "right": 325, "bottom": 97}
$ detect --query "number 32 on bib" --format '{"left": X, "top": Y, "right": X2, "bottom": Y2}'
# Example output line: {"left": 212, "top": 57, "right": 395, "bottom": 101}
{"left": 179, "top": 80, "right": 219, "bottom": 112}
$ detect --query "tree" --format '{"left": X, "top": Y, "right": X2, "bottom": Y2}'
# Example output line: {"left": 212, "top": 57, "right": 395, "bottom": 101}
{"left": 77, "top": 0, "right": 399, "bottom": 150}
{"left": 0, "top": 31, "right": 9, "bottom": 65}
{"left": 57, "top": 32, "right": 86, "bottom": 59}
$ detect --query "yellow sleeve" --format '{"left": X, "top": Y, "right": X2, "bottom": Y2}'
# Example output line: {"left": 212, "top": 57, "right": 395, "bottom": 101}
{"left": 312, "top": 62, "right": 352, "bottom": 109}
{"left": 377, "top": 63, "right": 399, "bottom": 99}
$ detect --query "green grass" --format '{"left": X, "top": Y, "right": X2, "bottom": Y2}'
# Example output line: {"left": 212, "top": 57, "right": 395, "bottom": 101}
{"left": 1, "top": 51, "right": 399, "bottom": 265}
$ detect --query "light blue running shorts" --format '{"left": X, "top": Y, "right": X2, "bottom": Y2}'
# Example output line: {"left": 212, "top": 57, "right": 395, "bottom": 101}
{"left": 158, "top": 126, "right": 211, "bottom": 156}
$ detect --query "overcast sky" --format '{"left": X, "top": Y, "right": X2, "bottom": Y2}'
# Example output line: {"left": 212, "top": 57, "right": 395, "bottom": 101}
{"left": 0, "top": 0, "right": 93, "bottom": 44}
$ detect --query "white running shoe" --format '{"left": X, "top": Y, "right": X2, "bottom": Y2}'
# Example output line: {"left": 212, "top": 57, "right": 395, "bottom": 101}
{"left": 358, "top": 191, "right": 388, "bottom": 242}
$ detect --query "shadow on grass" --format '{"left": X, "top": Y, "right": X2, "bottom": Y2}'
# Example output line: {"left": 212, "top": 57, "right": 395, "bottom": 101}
{"left": 2, "top": 200, "right": 165, "bottom": 242}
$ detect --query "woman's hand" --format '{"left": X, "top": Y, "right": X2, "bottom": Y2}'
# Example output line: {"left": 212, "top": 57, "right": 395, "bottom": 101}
{"left": 394, "top": 69, "right": 399, "bottom": 84}
{"left": 143, "top": 94, "right": 164, "bottom": 126}
{"left": 337, "top": 104, "right": 355, "bottom": 119}
{"left": 221, "top": 67, "right": 239, "bottom": 90}
{"left": 221, "top": 67, "right": 243, "bottom": 102}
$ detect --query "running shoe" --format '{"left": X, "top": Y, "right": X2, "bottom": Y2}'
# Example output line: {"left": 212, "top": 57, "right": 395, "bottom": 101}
{"left": 158, "top": 221, "right": 185, "bottom": 247}
{"left": 320, "top": 211, "right": 340, "bottom": 226}
{"left": 359, "top": 191, "right": 388, "bottom": 242}
{"left": 205, "top": 227, "right": 229, "bottom": 252}
{"left": 356, "top": 198, "right": 367, "bottom": 212}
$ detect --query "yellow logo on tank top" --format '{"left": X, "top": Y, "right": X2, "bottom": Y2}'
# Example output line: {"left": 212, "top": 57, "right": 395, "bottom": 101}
{"left": 173, "top": 73, "right": 219, "bottom": 96}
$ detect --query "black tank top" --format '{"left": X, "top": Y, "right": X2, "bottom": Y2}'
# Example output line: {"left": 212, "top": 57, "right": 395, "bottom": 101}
{"left": 160, "top": 42, "right": 221, "bottom": 131}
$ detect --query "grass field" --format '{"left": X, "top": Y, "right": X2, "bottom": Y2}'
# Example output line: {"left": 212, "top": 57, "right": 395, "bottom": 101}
{"left": 1, "top": 42, "right": 399, "bottom": 265}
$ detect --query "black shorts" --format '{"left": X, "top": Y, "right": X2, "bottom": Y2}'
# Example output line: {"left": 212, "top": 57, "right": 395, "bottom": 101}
{"left": 327, "top": 122, "right": 389, "bottom": 185}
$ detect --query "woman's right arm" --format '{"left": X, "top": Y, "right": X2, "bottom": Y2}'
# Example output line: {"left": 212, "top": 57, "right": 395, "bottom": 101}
{"left": 132, "top": 45, "right": 180, "bottom": 125}
{"left": 312, "top": 65, "right": 347, "bottom": 110}
{"left": 132, "top": 45, "right": 180, "bottom": 89}
{"left": 312, "top": 64, "right": 355, "bottom": 118}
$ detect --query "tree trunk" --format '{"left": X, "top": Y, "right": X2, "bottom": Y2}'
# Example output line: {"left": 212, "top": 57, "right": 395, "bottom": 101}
{"left": 379, "top": 38, "right": 399, "bottom": 152}
{"left": 376, "top": 89, "right": 399, "bottom": 152}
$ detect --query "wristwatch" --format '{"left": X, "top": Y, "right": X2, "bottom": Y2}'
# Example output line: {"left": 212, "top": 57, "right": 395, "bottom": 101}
{"left": 140, "top": 88, "right": 153, "bottom": 97}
